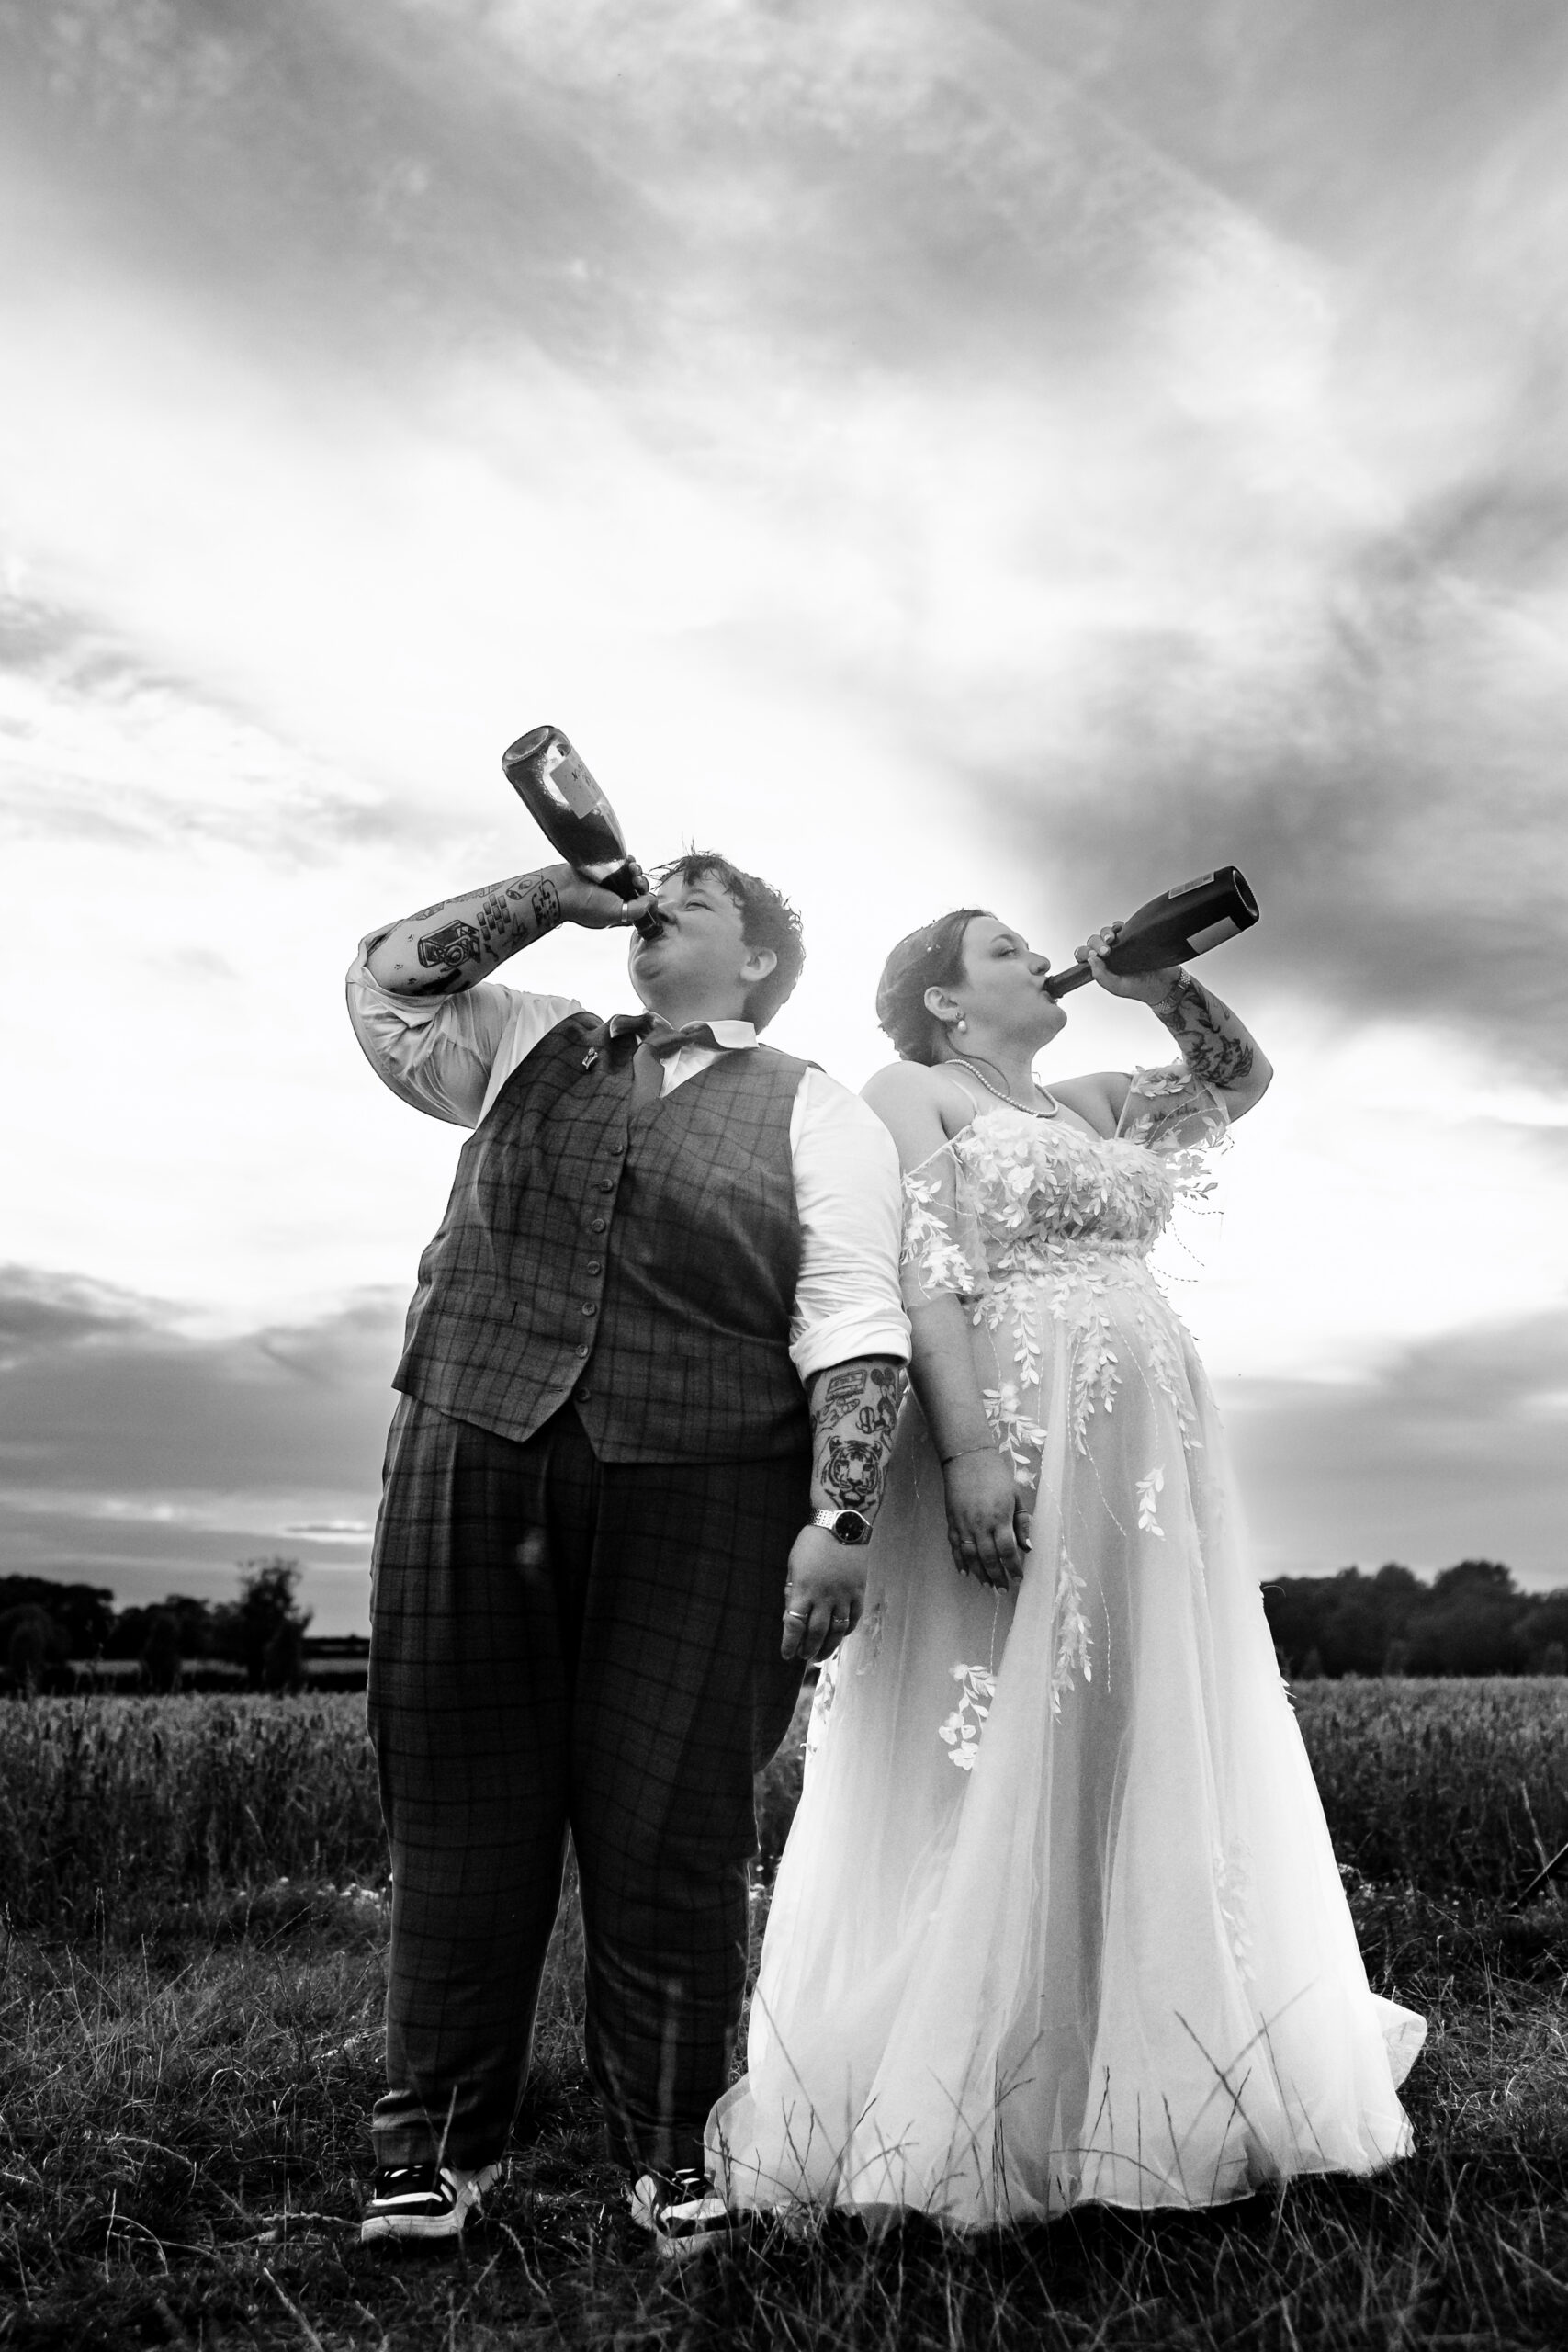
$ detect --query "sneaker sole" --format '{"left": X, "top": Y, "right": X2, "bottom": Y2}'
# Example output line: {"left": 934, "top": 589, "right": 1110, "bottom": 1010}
{"left": 360, "top": 2210, "right": 470, "bottom": 2243}
{"left": 360, "top": 2164, "right": 499, "bottom": 2244}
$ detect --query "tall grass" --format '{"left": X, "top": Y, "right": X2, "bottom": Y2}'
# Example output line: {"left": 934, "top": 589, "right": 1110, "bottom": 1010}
{"left": 6, "top": 1679, "right": 1568, "bottom": 1938}
{"left": 3, "top": 1877, "right": 1568, "bottom": 2347}
{"left": 5, "top": 1684, "right": 1568, "bottom": 2345}
{"left": 1290, "top": 1677, "right": 1568, "bottom": 1899}
{"left": 0, "top": 1696, "right": 384, "bottom": 1932}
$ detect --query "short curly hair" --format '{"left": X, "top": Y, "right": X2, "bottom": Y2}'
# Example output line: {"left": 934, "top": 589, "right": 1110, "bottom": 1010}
{"left": 652, "top": 851, "right": 805, "bottom": 1032}
{"left": 874, "top": 908, "right": 991, "bottom": 1064}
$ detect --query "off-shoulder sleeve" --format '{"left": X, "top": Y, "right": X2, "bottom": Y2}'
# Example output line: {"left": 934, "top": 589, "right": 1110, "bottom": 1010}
{"left": 1115, "top": 1063, "right": 1231, "bottom": 1159}
{"left": 899, "top": 1137, "right": 987, "bottom": 1314}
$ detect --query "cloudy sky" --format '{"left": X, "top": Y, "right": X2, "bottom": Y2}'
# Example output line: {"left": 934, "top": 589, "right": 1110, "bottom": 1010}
{"left": 3, "top": 0, "right": 1565, "bottom": 1634}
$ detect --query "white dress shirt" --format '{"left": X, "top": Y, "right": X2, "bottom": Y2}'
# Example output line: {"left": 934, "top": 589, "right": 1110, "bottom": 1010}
{"left": 347, "top": 943, "right": 910, "bottom": 1380}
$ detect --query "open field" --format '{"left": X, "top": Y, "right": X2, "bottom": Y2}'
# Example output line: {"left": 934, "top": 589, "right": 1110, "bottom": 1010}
{"left": 5, "top": 1684, "right": 1568, "bottom": 2348}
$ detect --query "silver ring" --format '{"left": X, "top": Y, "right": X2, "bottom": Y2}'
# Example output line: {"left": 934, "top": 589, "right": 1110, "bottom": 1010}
{"left": 783, "top": 1609, "right": 809, "bottom": 1623}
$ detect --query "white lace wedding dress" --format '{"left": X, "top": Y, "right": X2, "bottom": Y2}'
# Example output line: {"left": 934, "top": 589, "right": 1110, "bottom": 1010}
{"left": 709, "top": 1067, "right": 1425, "bottom": 2226}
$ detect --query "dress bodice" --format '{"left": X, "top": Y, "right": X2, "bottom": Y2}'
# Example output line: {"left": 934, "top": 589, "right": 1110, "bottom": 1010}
{"left": 961, "top": 1112, "right": 1178, "bottom": 1264}
{"left": 901, "top": 1063, "right": 1227, "bottom": 1307}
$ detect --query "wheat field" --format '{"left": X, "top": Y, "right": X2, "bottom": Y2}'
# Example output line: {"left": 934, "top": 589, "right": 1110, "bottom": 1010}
{"left": 4, "top": 1682, "right": 1568, "bottom": 2348}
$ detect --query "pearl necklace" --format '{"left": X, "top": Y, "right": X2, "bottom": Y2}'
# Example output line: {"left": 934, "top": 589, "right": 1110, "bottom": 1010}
{"left": 945, "top": 1057, "right": 1062, "bottom": 1120}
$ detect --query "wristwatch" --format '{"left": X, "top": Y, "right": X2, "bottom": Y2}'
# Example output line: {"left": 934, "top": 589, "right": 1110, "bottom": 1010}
{"left": 810, "top": 1507, "right": 874, "bottom": 1547}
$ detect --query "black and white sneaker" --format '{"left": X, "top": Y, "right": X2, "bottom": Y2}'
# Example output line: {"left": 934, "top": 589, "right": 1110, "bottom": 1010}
{"left": 627, "top": 2167, "right": 740, "bottom": 2262}
{"left": 360, "top": 2161, "right": 500, "bottom": 2243}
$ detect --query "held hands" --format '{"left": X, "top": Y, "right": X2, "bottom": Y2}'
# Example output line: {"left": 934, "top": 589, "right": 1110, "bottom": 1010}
{"left": 780, "top": 1526, "right": 869, "bottom": 1665}
{"left": 1074, "top": 921, "right": 1181, "bottom": 1006}
{"left": 548, "top": 861, "right": 660, "bottom": 932}
{"left": 942, "top": 1449, "right": 1031, "bottom": 1588}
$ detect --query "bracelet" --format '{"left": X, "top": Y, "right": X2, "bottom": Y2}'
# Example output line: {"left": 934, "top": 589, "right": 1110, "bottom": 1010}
{"left": 940, "top": 1444, "right": 994, "bottom": 1466}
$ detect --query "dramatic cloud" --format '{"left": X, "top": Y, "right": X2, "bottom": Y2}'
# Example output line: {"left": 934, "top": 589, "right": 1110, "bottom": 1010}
{"left": 0, "top": 1266, "right": 404, "bottom": 1630}
{"left": 3, "top": 2, "right": 1564, "bottom": 1591}
{"left": 1224, "top": 1307, "right": 1568, "bottom": 1588}
{"left": 0, "top": 588, "right": 386, "bottom": 859}
{"left": 6, "top": 1253, "right": 1565, "bottom": 1631}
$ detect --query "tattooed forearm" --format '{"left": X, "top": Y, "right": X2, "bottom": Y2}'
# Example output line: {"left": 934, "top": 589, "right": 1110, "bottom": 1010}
{"left": 367, "top": 868, "right": 562, "bottom": 997}
{"left": 1152, "top": 973, "right": 1258, "bottom": 1091}
{"left": 809, "top": 1359, "right": 905, "bottom": 1520}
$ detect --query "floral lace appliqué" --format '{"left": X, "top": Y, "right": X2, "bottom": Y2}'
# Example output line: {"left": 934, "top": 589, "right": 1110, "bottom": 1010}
{"left": 939, "top": 1662, "right": 996, "bottom": 1770}
{"left": 1135, "top": 1465, "right": 1166, "bottom": 1537}
{"left": 981, "top": 1380, "right": 1049, "bottom": 1488}
{"left": 1213, "top": 1840, "right": 1256, "bottom": 1983}
{"left": 901, "top": 1168, "right": 976, "bottom": 1302}
{"left": 1050, "top": 1544, "right": 1093, "bottom": 1715}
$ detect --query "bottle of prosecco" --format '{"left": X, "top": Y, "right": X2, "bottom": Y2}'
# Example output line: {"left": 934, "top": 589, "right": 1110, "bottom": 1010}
{"left": 502, "top": 725, "right": 665, "bottom": 937}
{"left": 1044, "top": 865, "right": 1259, "bottom": 999}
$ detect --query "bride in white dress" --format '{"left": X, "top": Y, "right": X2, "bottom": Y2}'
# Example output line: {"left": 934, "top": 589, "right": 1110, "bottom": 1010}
{"left": 708, "top": 907, "right": 1424, "bottom": 2227}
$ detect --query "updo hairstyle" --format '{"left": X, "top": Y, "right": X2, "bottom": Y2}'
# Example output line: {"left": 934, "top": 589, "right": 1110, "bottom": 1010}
{"left": 874, "top": 909, "right": 991, "bottom": 1064}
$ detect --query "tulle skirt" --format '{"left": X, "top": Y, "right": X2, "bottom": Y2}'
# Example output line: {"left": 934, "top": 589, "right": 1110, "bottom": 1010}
{"left": 708, "top": 1270, "right": 1424, "bottom": 2226}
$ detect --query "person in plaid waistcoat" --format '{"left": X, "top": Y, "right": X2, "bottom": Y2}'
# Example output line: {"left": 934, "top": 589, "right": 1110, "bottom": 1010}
{"left": 347, "top": 848, "right": 909, "bottom": 2256}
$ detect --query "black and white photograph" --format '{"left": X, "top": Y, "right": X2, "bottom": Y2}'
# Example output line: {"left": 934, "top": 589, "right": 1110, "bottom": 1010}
{"left": 3, "top": 4, "right": 1567, "bottom": 2345}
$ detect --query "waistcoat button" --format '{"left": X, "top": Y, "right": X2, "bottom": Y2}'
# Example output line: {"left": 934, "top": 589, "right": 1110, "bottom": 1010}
{"left": 585, "top": 1260, "right": 603, "bottom": 1275}
{"left": 597, "top": 1177, "right": 615, "bottom": 1193}
{"left": 574, "top": 1342, "right": 590, "bottom": 1357}
{"left": 589, "top": 1216, "right": 607, "bottom": 1233}
{"left": 581, "top": 1301, "right": 598, "bottom": 1317}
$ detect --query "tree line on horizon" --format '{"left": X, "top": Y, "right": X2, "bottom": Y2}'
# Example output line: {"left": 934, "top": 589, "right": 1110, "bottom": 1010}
{"left": 1264, "top": 1559, "right": 1568, "bottom": 1680}
{"left": 0, "top": 1558, "right": 315, "bottom": 1693}
{"left": 6, "top": 1555, "right": 1564, "bottom": 1691}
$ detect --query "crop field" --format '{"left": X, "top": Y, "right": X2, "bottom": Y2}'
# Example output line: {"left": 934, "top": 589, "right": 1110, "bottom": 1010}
{"left": 4, "top": 1680, "right": 1568, "bottom": 2348}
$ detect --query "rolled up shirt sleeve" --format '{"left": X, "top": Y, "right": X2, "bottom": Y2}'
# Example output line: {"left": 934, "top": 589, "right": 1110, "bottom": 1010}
{"left": 345, "top": 933, "right": 580, "bottom": 1128}
{"left": 787, "top": 1068, "right": 911, "bottom": 1380}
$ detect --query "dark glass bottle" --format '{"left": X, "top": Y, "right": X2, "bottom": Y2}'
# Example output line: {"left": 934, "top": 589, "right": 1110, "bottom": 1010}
{"left": 502, "top": 726, "right": 664, "bottom": 937}
{"left": 1045, "top": 866, "right": 1258, "bottom": 999}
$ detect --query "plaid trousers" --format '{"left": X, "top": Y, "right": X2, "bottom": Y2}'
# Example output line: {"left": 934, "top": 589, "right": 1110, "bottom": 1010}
{"left": 367, "top": 1394, "right": 807, "bottom": 2179}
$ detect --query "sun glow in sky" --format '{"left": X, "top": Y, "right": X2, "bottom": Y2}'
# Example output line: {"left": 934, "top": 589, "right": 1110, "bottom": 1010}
{"left": 4, "top": 0, "right": 1566, "bottom": 1632}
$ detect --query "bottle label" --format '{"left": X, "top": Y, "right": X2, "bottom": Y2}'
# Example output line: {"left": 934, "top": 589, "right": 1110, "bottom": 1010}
{"left": 1187, "top": 915, "right": 1240, "bottom": 954}
{"left": 1168, "top": 873, "right": 1215, "bottom": 899}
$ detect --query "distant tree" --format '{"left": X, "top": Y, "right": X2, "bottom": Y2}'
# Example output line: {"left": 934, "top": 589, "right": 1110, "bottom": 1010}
{"left": 1431, "top": 1558, "right": 1517, "bottom": 1602}
{"left": 262, "top": 1617, "right": 308, "bottom": 1692}
{"left": 0, "top": 1577, "right": 115, "bottom": 1657}
{"left": 1407, "top": 1559, "right": 1522, "bottom": 1676}
{"left": 139, "top": 1610, "right": 183, "bottom": 1693}
{"left": 213, "top": 1558, "right": 312, "bottom": 1690}
{"left": 1, "top": 1605, "right": 70, "bottom": 1695}
{"left": 1263, "top": 1560, "right": 1568, "bottom": 1680}
{"left": 109, "top": 1592, "right": 219, "bottom": 1663}
{"left": 1264, "top": 1566, "right": 1421, "bottom": 1679}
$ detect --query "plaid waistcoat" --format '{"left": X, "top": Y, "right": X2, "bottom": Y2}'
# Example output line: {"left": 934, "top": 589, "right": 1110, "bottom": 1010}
{"left": 392, "top": 1011, "right": 811, "bottom": 1463}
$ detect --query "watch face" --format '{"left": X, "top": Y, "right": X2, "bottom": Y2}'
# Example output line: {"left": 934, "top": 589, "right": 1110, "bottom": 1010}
{"left": 830, "top": 1510, "right": 872, "bottom": 1545}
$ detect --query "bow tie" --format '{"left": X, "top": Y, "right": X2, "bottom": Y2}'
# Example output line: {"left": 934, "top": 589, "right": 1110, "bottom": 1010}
{"left": 607, "top": 1014, "right": 723, "bottom": 1059}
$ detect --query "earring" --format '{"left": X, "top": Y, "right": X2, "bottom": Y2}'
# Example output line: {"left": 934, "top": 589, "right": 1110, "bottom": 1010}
{"left": 955, "top": 1016, "right": 967, "bottom": 1034}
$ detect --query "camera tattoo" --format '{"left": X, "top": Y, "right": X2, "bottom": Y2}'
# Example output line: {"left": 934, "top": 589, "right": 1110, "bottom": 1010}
{"left": 416, "top": 920, "right": 482, "bottom": 972}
